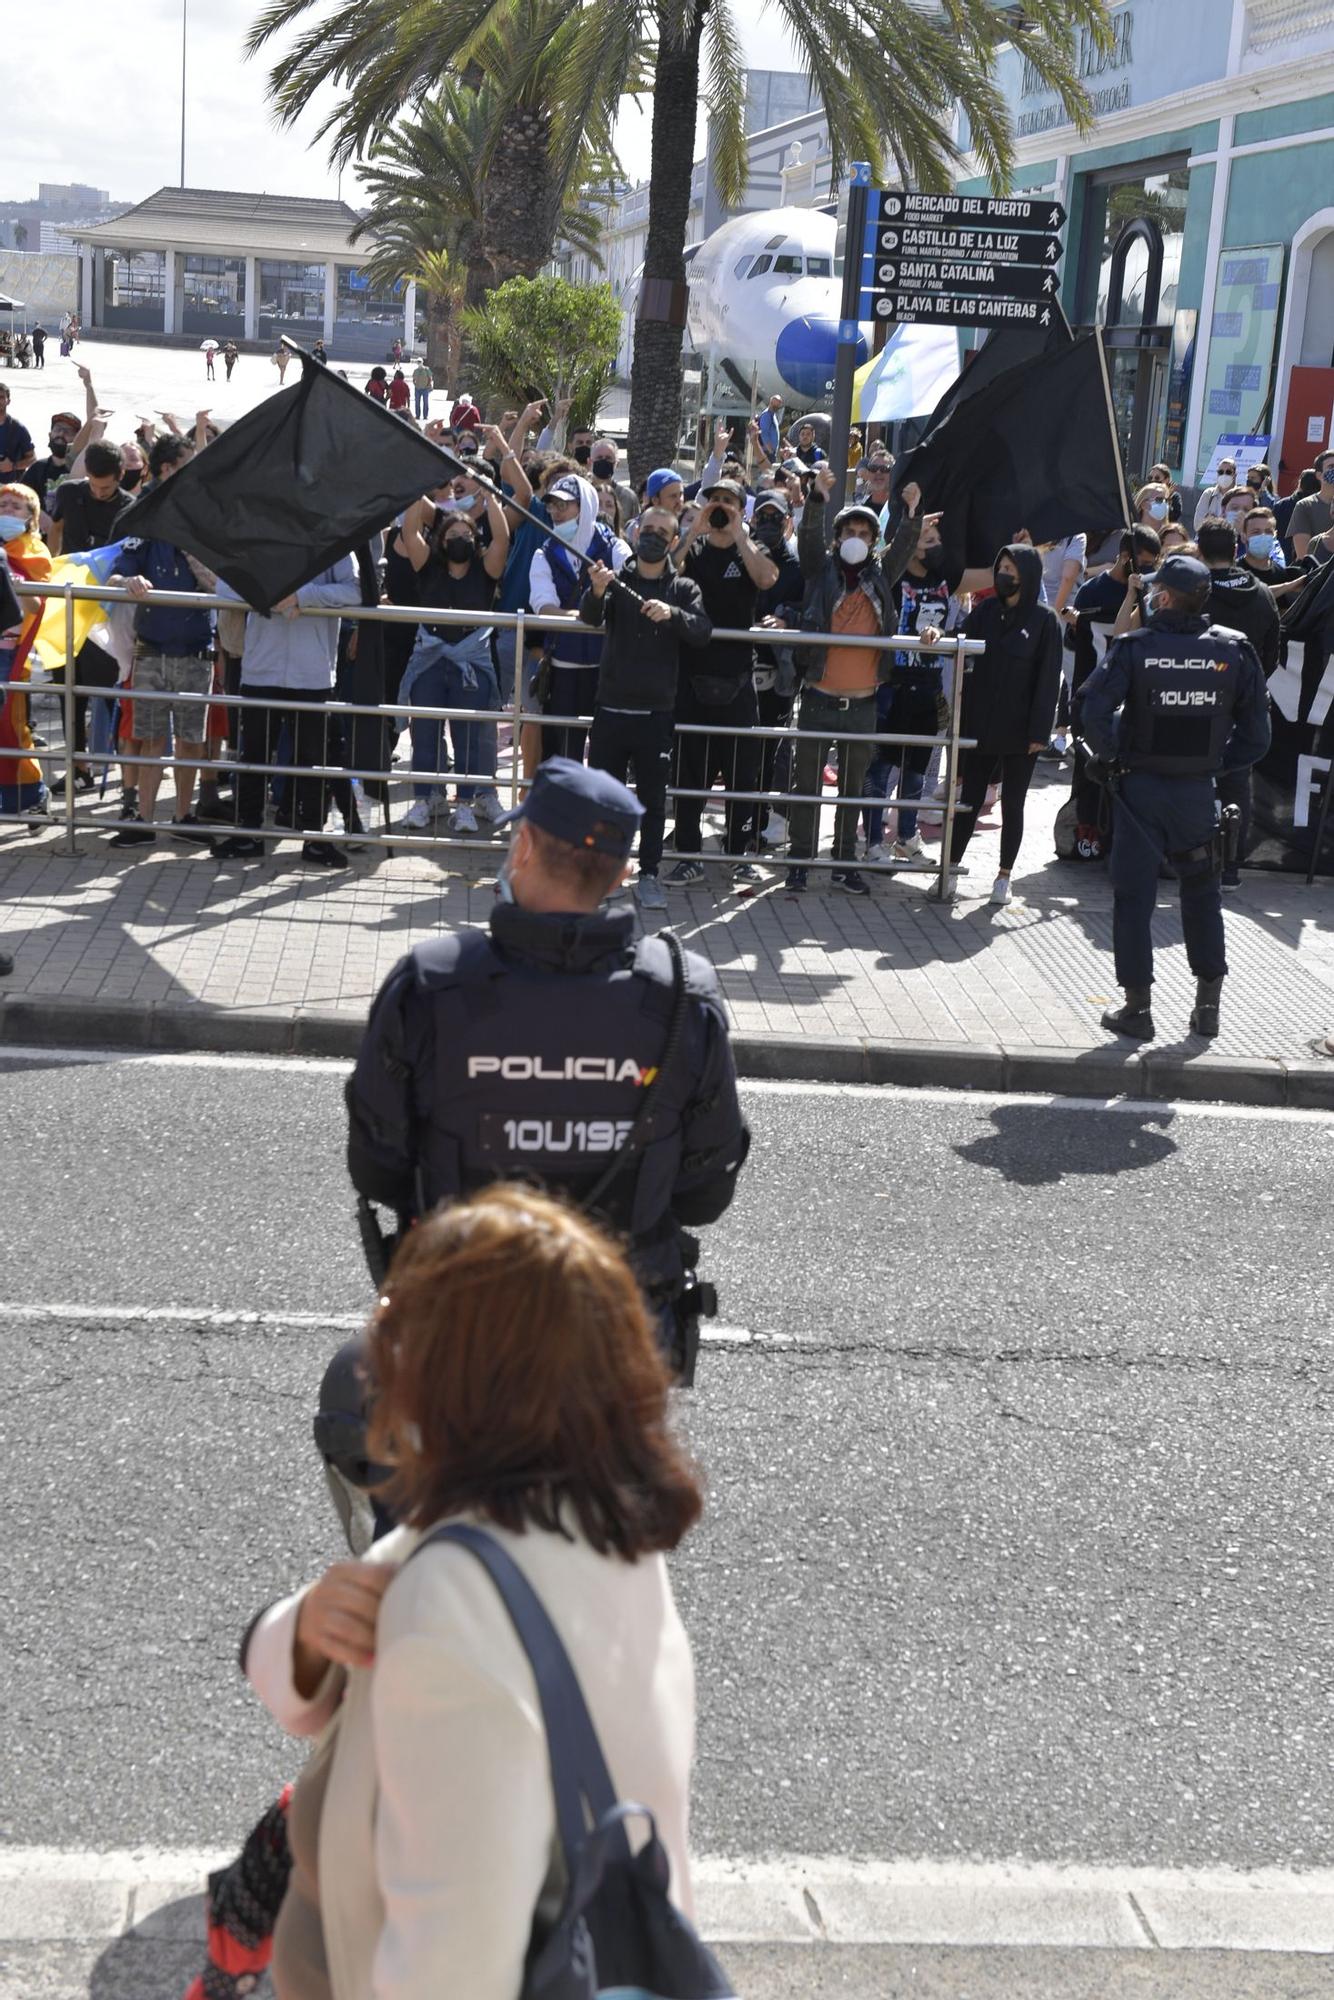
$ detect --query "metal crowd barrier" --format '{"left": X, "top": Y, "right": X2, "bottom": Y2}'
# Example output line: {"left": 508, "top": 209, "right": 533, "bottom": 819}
{"left": 4, "top": 582, "right": 983, "bottom": 899}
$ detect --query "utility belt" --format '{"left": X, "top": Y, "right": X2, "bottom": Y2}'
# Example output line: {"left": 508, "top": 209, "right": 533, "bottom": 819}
{"left": 1081, "top": 750, "right": 1242, "bottom": 875}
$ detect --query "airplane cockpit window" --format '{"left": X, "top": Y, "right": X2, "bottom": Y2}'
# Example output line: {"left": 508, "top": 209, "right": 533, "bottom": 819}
{"left": 747, "top": 255, "right": 773, "bottom": 278}
{"left": 765, "top": 235, "right": 786, "bottom": 250}
{"left": 806, "top": 256, "right": 832, "bottom": 277}
{"left": 772, "top": 252, "right": 803, "bottom": 276}
{"left": 733, "top": 255, "right": 752, "bottom": 279}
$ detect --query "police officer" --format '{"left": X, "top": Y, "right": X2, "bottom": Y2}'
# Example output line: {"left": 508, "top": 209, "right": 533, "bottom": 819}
{"left": 346, "top": 757, "right": 750, "bottom": 1375}
{"left": 1081, "top": 553, "right": 1271, "bottom": 1042}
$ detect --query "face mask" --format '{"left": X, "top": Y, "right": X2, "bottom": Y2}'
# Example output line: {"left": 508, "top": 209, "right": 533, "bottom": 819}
{"left": 1216, "top": 473, "right": 1235, "bottom": 493}
{"left": 49, "top": 437, "right": 68, "bottom": 457}
{"left": 0, "top": 514, "right": 29, "bottom": 542}
{"left": 592, "top": 457, "right": 615, "bottom": 478}
{"left": 552, "top": 517, "right": 581, "bottom": 545}
{"left": 573, "top": 445, "right": 592, "bottom": 464}
{"left": 443, "top": 535, "right": 474, "bottom": 560}
{"left": 495, "top": 851, "right": 516, "bottom": 904}
{"left": 120, "top": 467, "right": 143, "bottom": 490}
{"left": 752, "top": 514, "right": 786, "bottom": 547}
{"left": 1226, "top": 514, "right": 1248, "bottom": 535}
{"left": 920, "top": 547, "right": 948, "bottom": 576}
{"left": 993, "top": 572, "right": 1020, "bottom": 600}
{"left": 1247, "top": 532, "right": 1276, "bottom": 557}
{"left": 1146, "top": 499, "right": 1168, "bottom": 521}
{"left": 839, "top": 535, "right": 871, "bottom": 565}
{"left": 636, "top": 528, "right": 672, "bottom": 563}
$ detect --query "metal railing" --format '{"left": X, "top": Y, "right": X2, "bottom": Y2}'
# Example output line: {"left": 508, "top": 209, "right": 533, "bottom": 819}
{"left": 3, "top": 582, "right": 983, "bottom": 898}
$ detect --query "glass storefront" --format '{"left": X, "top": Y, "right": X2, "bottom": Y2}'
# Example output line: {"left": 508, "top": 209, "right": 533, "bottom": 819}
{"left": 181, "top": 255, "right": 246, "bottom": 337}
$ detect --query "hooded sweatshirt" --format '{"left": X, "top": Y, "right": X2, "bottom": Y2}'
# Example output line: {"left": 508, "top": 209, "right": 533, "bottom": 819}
{"left": 528, "top": 474, "right": 629, "bottom": 668}
{"left": 958, "top": 542, "right": 1063, "bottom": 754}
{"left": 1204, "top": 563, "right": 1280, "bottom": 677}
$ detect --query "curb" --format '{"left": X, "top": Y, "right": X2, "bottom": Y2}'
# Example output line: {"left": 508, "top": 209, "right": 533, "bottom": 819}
{"left": 4, "top": 993, "right": 1334, "bottom": 1108}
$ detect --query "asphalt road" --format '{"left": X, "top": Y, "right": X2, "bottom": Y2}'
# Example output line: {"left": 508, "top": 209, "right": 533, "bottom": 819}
{"left": 0, "top": 1054, "right": 1331, "bottom": 1994}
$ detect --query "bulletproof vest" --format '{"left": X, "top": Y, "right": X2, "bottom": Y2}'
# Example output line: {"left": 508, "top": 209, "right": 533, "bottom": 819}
{"left": 1121, "top": 618, "right": 1249, "bottom": 776}
{"left": 406, "top": 923, "right": 698, "bottom": 1251}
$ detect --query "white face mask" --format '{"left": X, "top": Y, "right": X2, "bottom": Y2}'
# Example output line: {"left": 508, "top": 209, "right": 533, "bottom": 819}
{"left": 1146, "top": 500, "right": 1168, "bottom": 521}
{"left": 552, "top": 517, "right": 581, "bottom": 545}
{"left": 839, "top": 535, "right": 871, "bottom": 566}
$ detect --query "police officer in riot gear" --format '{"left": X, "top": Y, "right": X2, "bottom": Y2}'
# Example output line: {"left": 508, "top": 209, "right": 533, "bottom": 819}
{"left": 346, "top": 758, "right": 749, "bottom": 1376}
{"left": 1081, "top": 553, "right": 1271, "bottom": 1042}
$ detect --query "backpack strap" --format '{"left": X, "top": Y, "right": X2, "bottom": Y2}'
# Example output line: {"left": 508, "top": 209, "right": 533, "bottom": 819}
{"left": 407, "top": 1522, "right": 632, "bottom": 1870}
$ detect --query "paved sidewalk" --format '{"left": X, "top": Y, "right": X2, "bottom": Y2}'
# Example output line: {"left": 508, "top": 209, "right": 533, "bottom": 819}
{"left": 2, "top": 768, "right": 1333, "bottom": 1104}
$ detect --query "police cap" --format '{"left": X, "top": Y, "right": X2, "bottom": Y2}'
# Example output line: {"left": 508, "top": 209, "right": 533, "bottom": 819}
{"left": 497, "top": 757, "right": 643, "bottom": 858}
{"left": 1156, "top": 553, "right": 1211, "bottom": 597}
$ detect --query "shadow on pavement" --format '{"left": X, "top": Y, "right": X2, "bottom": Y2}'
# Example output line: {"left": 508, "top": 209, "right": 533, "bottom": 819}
{"left": 88, "top": 1893, "right": 216, "bottom": 1998}
{"left": 953, "top": 1101, "right": 1178, "bottom": 1185}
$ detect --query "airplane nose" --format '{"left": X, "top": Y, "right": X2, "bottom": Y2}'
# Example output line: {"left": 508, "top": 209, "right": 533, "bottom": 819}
{"left": 775, "top": 316, "right": 867, "bottom": 400}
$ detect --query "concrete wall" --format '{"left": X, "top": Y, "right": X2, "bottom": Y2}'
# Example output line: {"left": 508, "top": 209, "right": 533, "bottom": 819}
{"left": 0, "top": 249, "right": 77, "bottom": 321}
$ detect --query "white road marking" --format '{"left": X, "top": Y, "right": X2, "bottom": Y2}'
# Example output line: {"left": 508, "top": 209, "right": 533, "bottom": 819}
{"left": 2, "top": 1042, "right": 1331, "bottom": 1122}
{"left": 0, "top": 1301, "right": 786, "bottom": 1348}
{"left": 1, "top": 1846, "right": 1331, "bottom": 1953}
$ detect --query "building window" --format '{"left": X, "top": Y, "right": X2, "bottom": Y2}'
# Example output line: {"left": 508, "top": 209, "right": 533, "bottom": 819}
{"left": 1076, "top": 160, "right": 1189, "bottom": 329}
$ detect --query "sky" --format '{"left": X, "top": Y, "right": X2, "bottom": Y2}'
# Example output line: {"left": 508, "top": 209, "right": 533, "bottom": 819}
{"left": 13, "top": 0, "right": 805, "bottom": 208}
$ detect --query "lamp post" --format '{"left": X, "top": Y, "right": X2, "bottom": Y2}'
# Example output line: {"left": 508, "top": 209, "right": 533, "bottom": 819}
{"left": 180, "top": 0, "right": 188, "bottom": 188}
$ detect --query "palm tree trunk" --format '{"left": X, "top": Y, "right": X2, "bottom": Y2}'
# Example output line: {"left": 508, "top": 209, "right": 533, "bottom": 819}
{"left": 425, "top": 294, "right": 459, "bottom": 386}
{"left": 482, "top": 102, "right": 562, "bottom": 282}
{"left": 627, "top": 7, "right": 705, "bottom": 483}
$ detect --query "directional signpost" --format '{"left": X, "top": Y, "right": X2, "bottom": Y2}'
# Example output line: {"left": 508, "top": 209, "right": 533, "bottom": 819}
{"left": 859, "top": 190, "right": 1068, "bottom": 329}
{"left": 828, "top": 171, "right": 1069, "bottom": 499}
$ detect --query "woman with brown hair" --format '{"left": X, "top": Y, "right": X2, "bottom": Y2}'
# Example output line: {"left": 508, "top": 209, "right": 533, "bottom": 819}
{"left": 243, "top": 1184, "right": 703, "bottom": 2000}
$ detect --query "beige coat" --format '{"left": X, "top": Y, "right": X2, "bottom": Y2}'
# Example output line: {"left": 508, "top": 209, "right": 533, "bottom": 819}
{"left": 246, "top": 1517, "right": 696, "bottom": 2000}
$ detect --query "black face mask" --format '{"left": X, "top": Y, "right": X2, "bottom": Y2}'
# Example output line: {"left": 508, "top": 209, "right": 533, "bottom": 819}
{"left": 592, "top": 458, "right": 616, "bottom": 479}
{"left": 752, "top": 514, "right": 787, "bottom": 547}
{"left": 920, "top": 547, "right": 948, "bottom": 577}
{"left": 49, "top": 437, "right": 69, "bottom": 457}
{"left": 636, "top": 529, "right": 672, "bottom": 564}
{"left": 994, "top": 573, "right": 1020, "bottom": 600}
{"left": 120, "top": 466, "right": 143, "bottom": 490}
{"left": 573, "top": 445, "right": 592, "bottom": 464}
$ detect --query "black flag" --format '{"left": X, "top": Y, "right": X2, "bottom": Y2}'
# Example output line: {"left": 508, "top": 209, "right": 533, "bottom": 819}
{"left": 897, "top": 326, "right": 1129, "bottom": 572}
{"left": 1250, "top": 557, "right": 1334, "bottom": 874}
{"left": 114, "top": 351, "right": 460, "bottom": 614}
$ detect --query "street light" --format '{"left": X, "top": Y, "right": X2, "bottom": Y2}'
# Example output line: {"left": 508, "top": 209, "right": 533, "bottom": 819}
{"left": 180, "top": 0, "right": 188, "bottom": 188}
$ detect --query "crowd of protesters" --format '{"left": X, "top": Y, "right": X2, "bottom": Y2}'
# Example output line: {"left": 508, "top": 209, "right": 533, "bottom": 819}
{"left": 1, "top": 352, "right": 1327, "bottom": 901}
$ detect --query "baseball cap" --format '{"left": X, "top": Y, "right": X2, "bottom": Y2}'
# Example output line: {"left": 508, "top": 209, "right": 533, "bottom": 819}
{"left": 834, "top": 503, "right": 881, "bottom": 535}
{"left": 547, "top": 474, "right": 584, "bottom": 504}
{"left": 752, "top": 491, "right": 791, "bottom": 516}
{"left": 645, "top": 467, "right": 682, "bottom": 499}
{"left": 702, "top": 478, "right": 746, "bottom": 505}
{"left": 496, "top": 757, "right": 643, "bottom": 858}
{"left": 1156, "top": 553, "right": 1211, "bottom": 594}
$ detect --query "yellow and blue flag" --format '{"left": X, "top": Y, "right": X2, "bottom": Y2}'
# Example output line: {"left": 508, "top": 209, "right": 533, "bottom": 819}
{"left": 26, "top": 540, "right": 130, "bottom": 673}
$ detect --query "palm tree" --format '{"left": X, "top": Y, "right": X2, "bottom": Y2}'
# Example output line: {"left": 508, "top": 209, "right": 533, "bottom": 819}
{"left": 247, "top": 0, "right": 632, "bottom": 289}
{"left": 351, "top": 83, "right": 611, "bottom": 381}
{"left": 249, "top": 0, "right": 1113, "bottom": 472}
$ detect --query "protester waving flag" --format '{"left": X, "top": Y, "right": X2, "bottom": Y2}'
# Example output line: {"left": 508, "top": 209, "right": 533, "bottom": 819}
{"left": 113, "top": 349, "right": 462, "bottom": 613}
{"left": 24, "top": 540, "right": 129, "bottom": 673}
{"left": 896, "top": 317, "right": 1129, "bottom": 572}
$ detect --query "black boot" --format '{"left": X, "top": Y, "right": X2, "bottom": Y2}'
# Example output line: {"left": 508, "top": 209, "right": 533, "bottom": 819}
{"left": 1190, "top": 977, "right": 1223, "bottom": 1038}
{"left": 1101, "top": 986, "right": 1155, "bottom": 1040}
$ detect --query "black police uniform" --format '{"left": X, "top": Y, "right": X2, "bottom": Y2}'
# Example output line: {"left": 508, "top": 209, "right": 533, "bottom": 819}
{"left": 1081, "top": 600, "right": 1271, "bottom": 1013}
{"left": 346, "top": 898, "right": 748, "bottom": 1311}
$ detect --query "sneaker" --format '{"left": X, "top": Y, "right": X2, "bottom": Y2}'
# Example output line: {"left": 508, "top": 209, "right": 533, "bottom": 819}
{"left": 762, "top": 810, "right": 787, "bottom": 844}
{"left": 784, "top": 866, "right": 808, "bottom": 892}
{"left": 1039, "top": 737, "right": 1068, "bottom": 763}
{"left": 120, "top": 788, "right": 139, "bottom": 816}
{"left": 452, "top": 803, "right": 479, "bottom": 835}
{"left": 893, "top": 833, "right": 926, "bottom": 860}
{"left": 666, "top": 859, "right": 705, "bottom": 885}
{"left": 169, "top": 813, "right": 213, "bottom": 845}
{"left": 402, "top": 798, "right": 433, "bottom": 830}
{"left": 212, "top": 834, "right": 265, "bottom": 859}
{"left": 731, "top": 861, "right": 761, "bottom": 885}
{"left": 473, "top": 792, "right": 506, "bottom": 825}
{"left": 635, "top": 872, "right": 667, "bottom": 911}
{"left": 1221, "top": 869, "right": 1241, "bottom": 890}
{"left": 864, "top": 843, "right": 885, "bottom": 863}
{"left": 990, "top": 873, "right": 1013, "bottom": 905}
{"left": 302, "top": 839, "right": 349, "bottom": 869}
{"left": 110, "top": 814, "right": 155, "bottom": 847}
{"left": 831, "top": 867, "right": 871, "bottom": 897}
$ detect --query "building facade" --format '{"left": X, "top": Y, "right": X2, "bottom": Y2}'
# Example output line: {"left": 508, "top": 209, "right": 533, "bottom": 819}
{"left": 71, "top": 188, "right": 417, "bottom": 359}
{"left": 959, "top": 0, "right": 1334, "bottom": 486}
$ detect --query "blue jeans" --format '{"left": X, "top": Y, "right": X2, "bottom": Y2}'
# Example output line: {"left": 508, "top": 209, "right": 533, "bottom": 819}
{"left": 410, "top": 651, "right": 500, "bottom": 802}
{"left": 414, "top": 386, "right": 430, "bottom": 419}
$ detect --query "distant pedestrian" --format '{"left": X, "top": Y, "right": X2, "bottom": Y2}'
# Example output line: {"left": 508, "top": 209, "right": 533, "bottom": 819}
{"left": 205, "top": 345, "right": 216, "bottom": 381}
{"left": 411, "top": 360, "right": 432, "bottom": 420}
{"left": 366, "top": 367, "right": 390, "bottom": 405}
{"left": 450, "top": 390, "right": 482, "bottom": 431}
{"left": 392, "top": 336, "right": 403, "bottom": 364}
{"left": 312, "top": 338, "right": 328, "bottom": 367}
{"left": 388, "top": 368, "right": 410, "bottom": 412}
{"left": 274, "top": 344, "right": 291, "bottom": 383}
{"left": 223, "top": 341, "right": 239, "bottom": 383}
{"left": 30, "top": 325, "right": 45, "bottom": 370}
